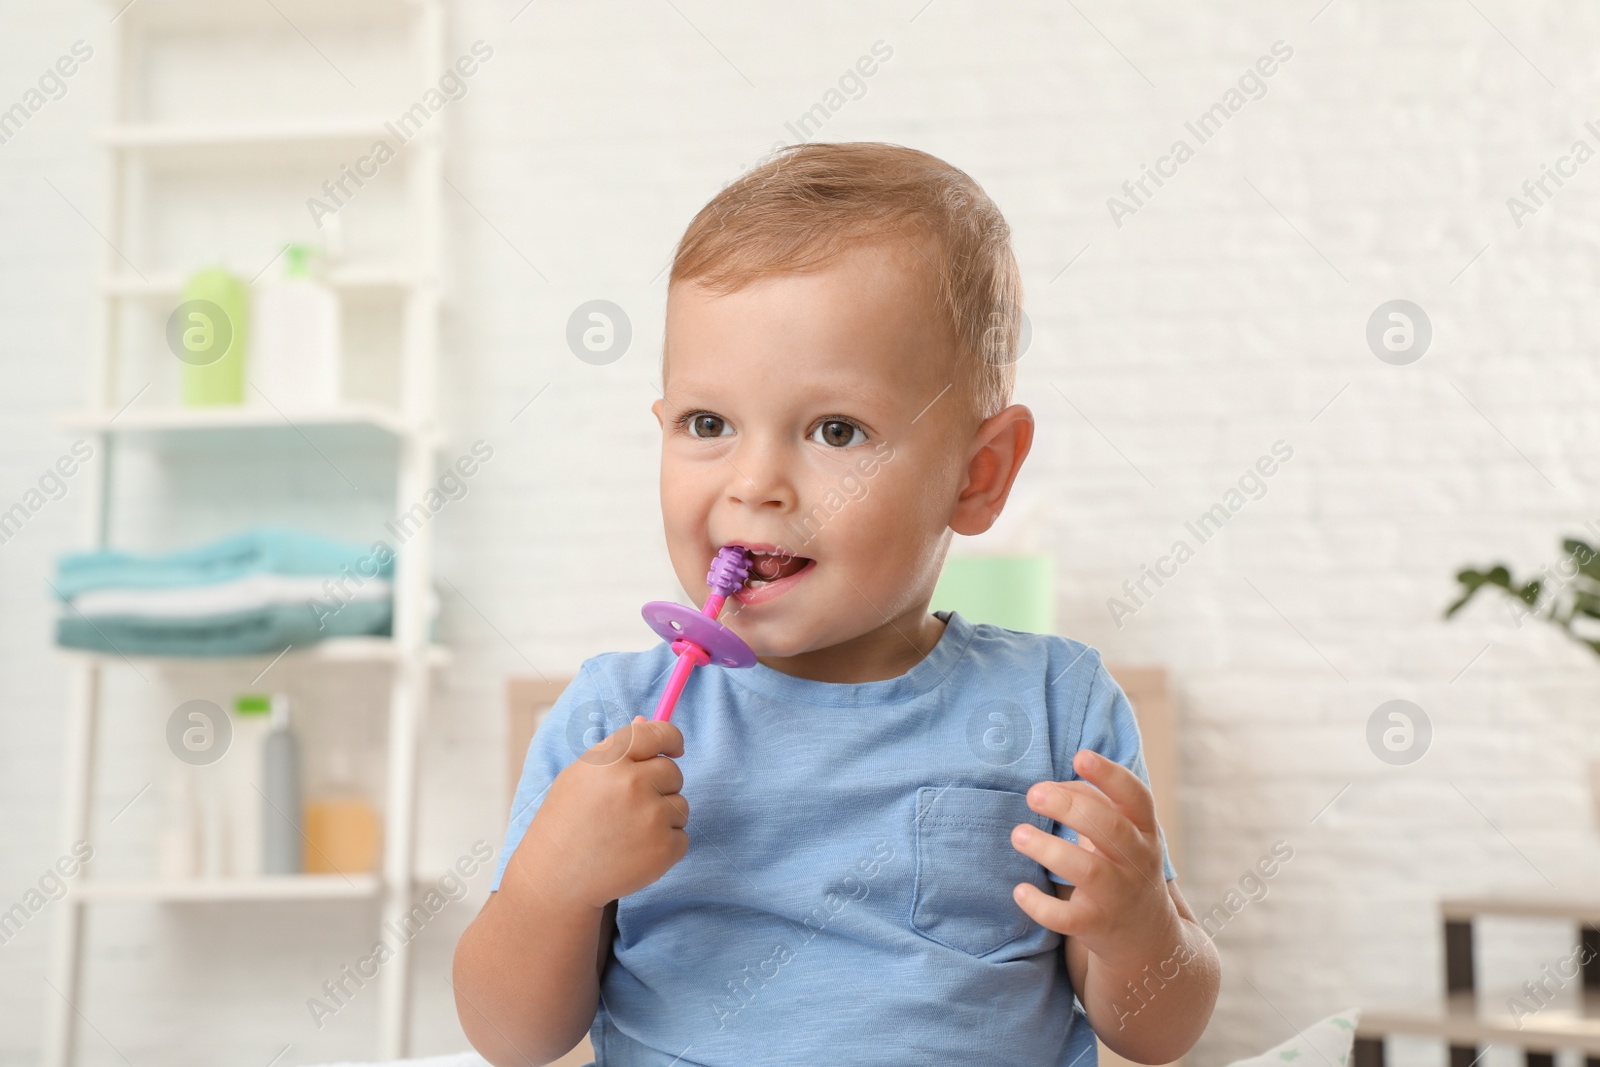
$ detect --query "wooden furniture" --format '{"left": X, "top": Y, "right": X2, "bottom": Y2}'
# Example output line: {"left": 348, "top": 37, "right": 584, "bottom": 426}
{"left": 1091, "top": 666, "right": 1184, "bottom": 1067}
{"left": 1104, "top": 665, "right": 1185, "bottom": 880}
{"left": 44, "top": 2, "right": 449, "bottom": 1063}
{"left": 506, "top": 677, "right": 572, "bottom": 811}
{"left": 505, "top": 662, "right": 1183, "bottom": 1067}
{"left": 1355, "top": 894, "right": 1600, "bottom": 1067}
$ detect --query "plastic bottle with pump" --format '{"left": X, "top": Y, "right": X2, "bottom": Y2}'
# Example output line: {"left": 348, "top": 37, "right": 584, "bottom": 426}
{"left": 229, "top": 694, "right": 275, "bottom": 876}
{"left": 250, "top": 243, "right": 342, "bottom": 408}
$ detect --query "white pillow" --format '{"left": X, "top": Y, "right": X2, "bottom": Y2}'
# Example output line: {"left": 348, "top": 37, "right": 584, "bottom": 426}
{"left": 1227, "top": 1008, "right": 1361, "bottom": 1066}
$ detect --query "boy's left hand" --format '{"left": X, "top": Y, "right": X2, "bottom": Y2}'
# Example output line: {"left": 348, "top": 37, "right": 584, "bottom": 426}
{"left": 1009, "top": 748, "right": 1179, "bottom": 967}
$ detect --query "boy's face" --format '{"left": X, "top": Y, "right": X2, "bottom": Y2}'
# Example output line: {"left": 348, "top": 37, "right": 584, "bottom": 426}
{"left": 654, "top": 240, "right": 976, "bottom": 667}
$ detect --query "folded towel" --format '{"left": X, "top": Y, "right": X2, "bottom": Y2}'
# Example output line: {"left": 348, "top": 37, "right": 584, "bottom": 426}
{"left": 53, "top": 527, "right": 396, "bottom": 657}
{"left": 72, "top": 574, "right": 390, "bottom": 619}
{"left": 57, "top": 599, "right": 393, "bottom": 657}
{"left": 53, "top": 526, "right": 392, "bottom": 600}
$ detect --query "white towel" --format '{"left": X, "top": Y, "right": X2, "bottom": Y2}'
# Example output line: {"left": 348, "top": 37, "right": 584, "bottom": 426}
{"left": 71, "top": 573, "right": 391, "bottom": 618}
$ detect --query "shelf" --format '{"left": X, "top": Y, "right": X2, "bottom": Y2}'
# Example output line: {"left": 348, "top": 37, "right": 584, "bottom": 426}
{"left": 70, "top": 869, "right": 482, "bottom": 904}
{"left": 72, "top": 874, "right": 380, "bottom": 903}
{"left": 103, "top": 265, "right": 423, "bottom": 299}
{"left": 59, "top": 637, "right": 451, "bottom": 670}
{"left": 59, "top": 403, "right": 422, "bottom": 444}
{"left": 303, "top": 638, "right": 451, "bottom": 667}
{"left": 1358, "top": 990, "right": 1600, "bottom": 1054}
{"left": 1440, "top": 893, "right": 1600, "bottom": 925}
{"left": 56, "top": 403, "right": 446, "bottom": 457}
{"left": 105, "top": 0, "right": 417, "bottom": 31}
{"left": 101, "top": 118, "right": 396, "bottom": 150}
{"left": 98, "top": 118, "right": 421, "bottom": 170}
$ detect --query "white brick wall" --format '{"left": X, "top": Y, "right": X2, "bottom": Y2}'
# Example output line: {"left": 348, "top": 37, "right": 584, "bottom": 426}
{"left": 3, "top": 1, "right": 1600, "bottom": 1064}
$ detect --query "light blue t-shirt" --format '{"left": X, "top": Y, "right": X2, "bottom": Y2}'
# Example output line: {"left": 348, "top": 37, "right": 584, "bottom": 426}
{"left": 492, "top": 609, "right": 1175, "bottom": 1067}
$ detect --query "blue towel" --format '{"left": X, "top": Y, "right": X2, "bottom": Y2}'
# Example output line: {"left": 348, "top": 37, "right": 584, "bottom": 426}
{"left": 53, "top": 527, "right": 397, "bottom": 657}
{"left": 53, "top": 526, "right": 392, "bottom": 599}
{"left": 57, "top": 600, "right": 392, "bottom": 657}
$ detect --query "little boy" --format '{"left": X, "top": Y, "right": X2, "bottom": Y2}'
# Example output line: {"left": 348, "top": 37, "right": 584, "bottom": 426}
{"left": 454, "top": 142, "right": 1219, "bottom": 1066}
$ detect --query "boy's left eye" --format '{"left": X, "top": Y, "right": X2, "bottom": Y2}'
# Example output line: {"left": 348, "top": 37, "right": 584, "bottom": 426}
{"left": 810, "top": 419, "right": 867, "bottom": 448}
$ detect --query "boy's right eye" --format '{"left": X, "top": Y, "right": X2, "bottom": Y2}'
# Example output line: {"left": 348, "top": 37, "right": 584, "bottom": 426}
{"left": 684, "top": 413, "right": 729, "bottom": 438}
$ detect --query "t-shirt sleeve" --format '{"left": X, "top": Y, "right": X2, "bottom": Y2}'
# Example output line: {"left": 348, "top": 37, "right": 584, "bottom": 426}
{"left": 1048, "top": 655, "right": 1177, "bottom": 886}
{"left": 489, "top": 661, "right": 618, "bottom": 892}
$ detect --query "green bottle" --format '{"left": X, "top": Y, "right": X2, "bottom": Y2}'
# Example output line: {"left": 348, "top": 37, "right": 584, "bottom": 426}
{"left": 177, "top": 266, "right": 249, "bottom": 405}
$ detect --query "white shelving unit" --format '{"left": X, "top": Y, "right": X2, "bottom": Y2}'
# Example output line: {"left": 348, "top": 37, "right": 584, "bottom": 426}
{"left": 59, "top": 401, "right": 429, "bottom": 440}
{"left": 59, "top": 636, "right": 452, "bottom": 670}
{"left": 43, "top": 1, "right": 448, "bottom": 1063}
{"left": 102, "top": 264, "right": 416, "bottom": 297}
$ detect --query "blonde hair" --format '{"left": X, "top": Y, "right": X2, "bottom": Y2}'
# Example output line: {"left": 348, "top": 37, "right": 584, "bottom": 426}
{"left": 666, "top": 141, "right": 1022, "bottom": 422}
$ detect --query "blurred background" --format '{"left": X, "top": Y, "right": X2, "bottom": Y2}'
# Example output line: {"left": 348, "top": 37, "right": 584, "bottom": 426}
{"left": 4, "top": 1, "right": 1600, "bottom": 1066}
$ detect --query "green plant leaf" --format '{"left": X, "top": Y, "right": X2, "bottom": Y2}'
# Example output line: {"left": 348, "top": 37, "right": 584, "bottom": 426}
{"left": 1445, "top": 565, "right": 1515, "bottom": 618}
{"left": 1449, "top": 543, "right": 1600, "bottom": 664}
{"left": 1564, "top": 540, "right": 1600, "bottom": 581}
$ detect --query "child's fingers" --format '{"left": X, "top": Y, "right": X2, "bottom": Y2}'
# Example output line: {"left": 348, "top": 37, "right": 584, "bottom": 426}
{"left": 638, "top": 750, "right": 685, "bottom": 796}
{"left": 1012, "top": 880, "right": 1089, "bottom": 937}
{"left": 659, "top": 791, "right": 690, "bottom": 829}
{"left": 1010, "top": 822, "right": 1102, "bottom": 885}
{"left": 625, "top": 716, "right": 686, "bottom": 760}
{"left": 1070, "top": 749, "right": 1159, "bottom": 834}
{"left": 1026, "top": 780, "right": 1146, "bottom": 869}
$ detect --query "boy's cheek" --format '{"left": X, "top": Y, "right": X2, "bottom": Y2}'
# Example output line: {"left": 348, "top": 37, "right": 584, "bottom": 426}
{"left": 873, "top": 471, "right": 949, "bottom": 530}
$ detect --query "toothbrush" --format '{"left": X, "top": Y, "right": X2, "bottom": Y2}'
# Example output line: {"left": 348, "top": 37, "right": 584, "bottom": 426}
{"left": 641, "top": 545, "right": 758, "bottom": 722}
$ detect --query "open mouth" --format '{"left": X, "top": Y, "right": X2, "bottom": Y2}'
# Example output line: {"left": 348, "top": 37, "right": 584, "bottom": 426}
{"left": 718, "top": 543, "right": 815, "bottom": 596}
{"left": 745, "top": 550, "right": 812, "bottom": 587}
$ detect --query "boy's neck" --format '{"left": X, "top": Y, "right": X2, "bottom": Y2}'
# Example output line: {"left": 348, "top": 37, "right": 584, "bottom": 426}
{"left": 754, "top": 604, "right": 948, "bottom": 684}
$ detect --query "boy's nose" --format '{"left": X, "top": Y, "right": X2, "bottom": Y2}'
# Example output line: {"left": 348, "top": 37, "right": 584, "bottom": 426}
{"left": 726, "top": 441, "right": 795, "bottom": 511}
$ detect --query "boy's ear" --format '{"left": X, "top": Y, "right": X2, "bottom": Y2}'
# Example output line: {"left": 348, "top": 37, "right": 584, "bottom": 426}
{"left": 950, "top": 404, "right": 1034, "bottom": 536}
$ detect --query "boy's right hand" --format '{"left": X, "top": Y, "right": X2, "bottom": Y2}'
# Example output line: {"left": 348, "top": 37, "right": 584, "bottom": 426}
{"left": 512, "top": 715, "right": 690, "bottom": 911}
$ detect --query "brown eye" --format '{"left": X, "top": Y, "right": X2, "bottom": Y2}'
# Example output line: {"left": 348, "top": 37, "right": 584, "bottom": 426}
{"left": 688, "top": 414, "right": 727, "bottom": 438}
{"left": 811, "top": 419, "right": 866, "bottom": 448}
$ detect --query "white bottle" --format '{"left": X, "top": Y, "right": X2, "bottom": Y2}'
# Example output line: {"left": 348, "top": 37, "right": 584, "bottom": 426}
{"left": 196, "top": 774, "right": 229, "bottom": 880}
{"left": 227, "top": 694, "right": 275, "bottom": 877}
{"left": 158, "top": 770, "right": 198, "bottom": 881}
{"left": 185, "top": 720, "right": 232, "bottom": 879}
{"left": 250, "top": 243, "right": 342, "bottom": 408}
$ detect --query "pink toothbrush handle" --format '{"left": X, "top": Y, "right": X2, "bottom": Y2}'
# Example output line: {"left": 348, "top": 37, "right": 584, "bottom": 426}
{"left": 652, "top": 641, "right": 709, "bottom": 721}
{"left": 646, "top": 546, "right": 754, "bottom": 722}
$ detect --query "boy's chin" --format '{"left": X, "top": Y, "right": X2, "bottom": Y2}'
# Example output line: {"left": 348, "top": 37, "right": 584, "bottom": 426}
{"left": 722, "top": 616, "right": 815, "bottom": 661}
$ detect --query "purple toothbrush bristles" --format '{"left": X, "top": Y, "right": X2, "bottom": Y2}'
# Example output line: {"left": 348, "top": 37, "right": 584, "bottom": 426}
{"left": 706, "top": 546, "right": 753, "bottom": 597}
{"left": 644, "top": 545, "right": 760, "bottom": 721}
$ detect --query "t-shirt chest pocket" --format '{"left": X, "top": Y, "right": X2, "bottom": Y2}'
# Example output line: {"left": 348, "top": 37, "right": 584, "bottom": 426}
{"left": 910, "top": 785, "right": 1062, "bottom": 960}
